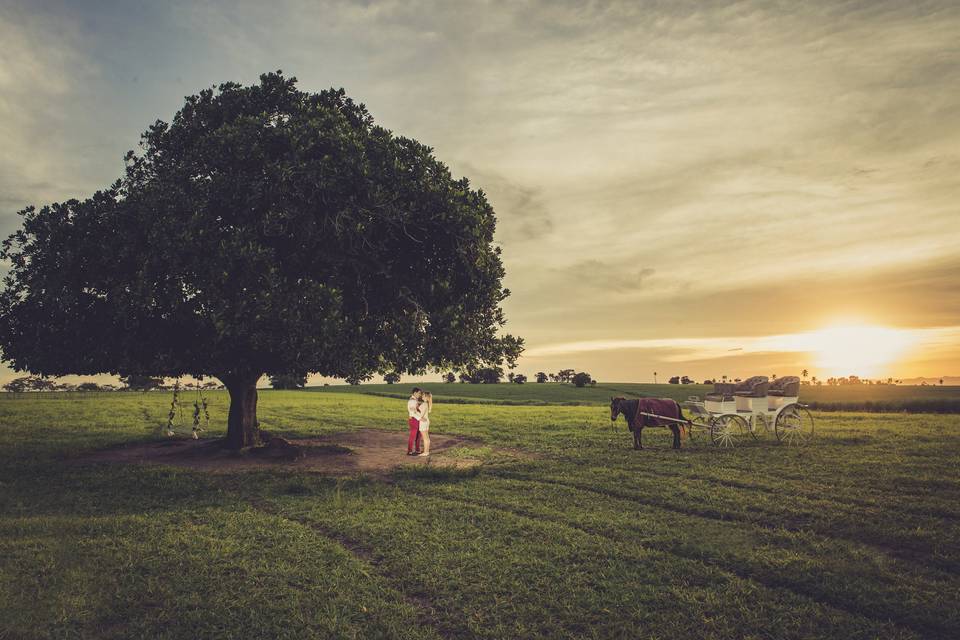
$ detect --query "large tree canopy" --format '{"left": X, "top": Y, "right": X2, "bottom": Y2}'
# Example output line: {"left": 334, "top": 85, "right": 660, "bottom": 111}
{"left": 0, "top": 71, "right": 522, "bottom": 447}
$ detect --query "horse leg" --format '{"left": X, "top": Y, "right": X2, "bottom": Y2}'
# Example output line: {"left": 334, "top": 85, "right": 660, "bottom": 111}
{"left": 634, "top": 429, "right": 643, "bottom": 450}
{"left": 671, "top": 425, "right": 681, "bottom": 449}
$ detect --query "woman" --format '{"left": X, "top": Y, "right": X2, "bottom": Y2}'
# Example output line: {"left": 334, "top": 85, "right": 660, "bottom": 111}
{"left": 416, "top": 391, "right": 433, "bottom": 457}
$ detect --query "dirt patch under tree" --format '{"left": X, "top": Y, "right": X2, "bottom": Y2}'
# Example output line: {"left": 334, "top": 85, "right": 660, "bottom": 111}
{"left": 74, "top": 429, "right": 493, "bottom": 476}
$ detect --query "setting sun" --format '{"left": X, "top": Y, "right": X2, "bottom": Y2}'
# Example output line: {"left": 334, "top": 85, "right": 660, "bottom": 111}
{"left": 788, "top": 325, "right": 921, "bottom": 378}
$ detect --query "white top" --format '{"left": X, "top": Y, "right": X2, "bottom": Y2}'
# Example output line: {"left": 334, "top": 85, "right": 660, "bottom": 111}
{"left": 417, "top": 403, "right": 431, "bottom": 429}
{"left": 407, "top": 396, "right": 420, "bottom": 419}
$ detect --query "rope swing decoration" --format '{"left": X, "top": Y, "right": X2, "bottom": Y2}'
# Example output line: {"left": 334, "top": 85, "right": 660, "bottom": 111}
{"left": 165, "top": 379, "right": 211, "bottom": 439}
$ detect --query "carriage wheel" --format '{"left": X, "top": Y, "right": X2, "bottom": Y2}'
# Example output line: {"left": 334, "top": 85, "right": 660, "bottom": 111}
{"left": 710, "top": 415, "right": 748, "bottom": 448}
{"left": 775, "top": 405, "right": 815, "bottom": 446}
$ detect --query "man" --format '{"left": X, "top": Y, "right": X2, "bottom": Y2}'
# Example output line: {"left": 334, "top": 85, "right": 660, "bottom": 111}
{"left": 407, "top": 387, "right": 423, "bottom": 455}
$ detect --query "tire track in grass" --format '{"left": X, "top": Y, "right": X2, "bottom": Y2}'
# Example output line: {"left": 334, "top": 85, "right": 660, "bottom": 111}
{"left": 489, "top": 469, "right": 959, "bottom": 574}
{"left": 563, "top": 445, "right": 960, "bottom": 520}
{"left": 247, "top": 498, "right": 457, "bottom": 640}
{"left": 447, "top": 475, "right": 959, "bottom": 633}
{"left": 584, "top": 459, "right": 960, "bottom": 521}
{"left": 407, "top": 489, "right": 940, "bottom": 640}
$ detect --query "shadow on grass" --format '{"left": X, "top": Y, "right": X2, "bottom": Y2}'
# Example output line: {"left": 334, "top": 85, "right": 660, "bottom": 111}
{"left": 391, "top": 464, "right": 481, "bottom": 483}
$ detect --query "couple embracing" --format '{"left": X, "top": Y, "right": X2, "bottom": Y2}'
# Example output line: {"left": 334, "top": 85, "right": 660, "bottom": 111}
{"left": 406, "top": 387, "right": 433, "bottom": 456}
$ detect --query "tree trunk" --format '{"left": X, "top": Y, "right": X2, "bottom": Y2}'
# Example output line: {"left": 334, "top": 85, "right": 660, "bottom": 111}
{"left": 223, "top": 372, "right": 262, "bottom": 449}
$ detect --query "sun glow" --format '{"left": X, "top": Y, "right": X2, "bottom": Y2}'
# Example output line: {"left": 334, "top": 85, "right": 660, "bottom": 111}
{"left": 779, "top": 324, "right": 920, "bottom": 378}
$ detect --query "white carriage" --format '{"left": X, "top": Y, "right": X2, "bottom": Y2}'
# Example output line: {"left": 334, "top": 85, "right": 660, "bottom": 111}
{"left": 683, "top": 376, "right": 815, "bottom": 447}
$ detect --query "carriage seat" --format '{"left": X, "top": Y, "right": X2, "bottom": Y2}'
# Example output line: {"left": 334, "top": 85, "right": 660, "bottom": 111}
{"left": 767, "top": 376, "right": 800, "bottom": 397}
{"left": 705, "top": 382, "right": 735, "bottom": 402}
{"left": 732, "top": 376, "right": 769, "bottom": 398}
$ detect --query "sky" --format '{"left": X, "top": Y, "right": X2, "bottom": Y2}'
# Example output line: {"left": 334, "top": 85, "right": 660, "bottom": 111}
{"left": 1, "top": 0, "right": 959, "bottom": 384}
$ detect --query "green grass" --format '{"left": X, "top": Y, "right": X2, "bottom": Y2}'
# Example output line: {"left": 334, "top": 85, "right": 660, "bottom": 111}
{"left": 307, "top": 381, "right": 960, "bottom": 412}
{"left": 1, "top": 390, "right": 959, "bottom": 638}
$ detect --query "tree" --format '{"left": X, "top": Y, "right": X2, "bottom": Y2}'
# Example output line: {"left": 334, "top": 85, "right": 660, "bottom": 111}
{"left": 535, "top": 372, "right": 548, "bottom": 383}
{"left": 0, "top": 72, "right": 522, "bottom": 449}
{"left": 2, "top": 377, "right": 30, "bottom": 392}
{"left": 668, "top": 376, "right": 680, "bottom": 384}
{"left": 801, "top": 369, "right": 808, "bottom": 380}
{"left": 77, "top": 382, "right": 101, "bottom": 391}
{"left": 383, "top": 372, "right": 401, "bottom": 385}
{"left": 442, "top": 372, "right": 456, "bottom": 384}
{"left": 572, "top": 372, "right": 593, "bottom": 387}
{"left": 460, "top": 366, "right": 503, "bottom": 384}
{"left": 513, "top": 374, "right": 527, "bottom": 384}
{"left": 507, "top": 372, "right": 515, "bottom": 383}
{"left": 269, "top": 373, "right": 308, "bottom": 389}
{"left": 680, "top": 375, "right": 692, "bottom": 384}
{"left": 121, "top": 374, "right": 164, "bottom": 391}
{"left": 556, "top": 369, "right": 575, "bottom": 384}
{"left": 6, "top": 376, "right": 58, "bottom": 392}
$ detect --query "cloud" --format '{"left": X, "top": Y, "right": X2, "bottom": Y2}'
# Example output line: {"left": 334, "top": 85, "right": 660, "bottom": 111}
{"left": 1, "top": 0, "right": 959, "bottom": 381}
{"left": 462, "top": 167, "right": 554, "bottom": 243}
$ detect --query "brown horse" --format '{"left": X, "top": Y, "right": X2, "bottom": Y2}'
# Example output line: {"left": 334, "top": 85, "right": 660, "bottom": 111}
{"left": 610, "top": 397, "right": 687, "bottom": 450}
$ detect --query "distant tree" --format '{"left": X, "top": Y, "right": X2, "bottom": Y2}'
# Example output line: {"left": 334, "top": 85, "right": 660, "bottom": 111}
{"left": 721, "top": 375, "right": 727, "bottom": 383}
{"left": 548, "top": 373, "right": 558, "bottom": 382}
{"left": 801, "top": 369, "right": 808, "bottom": 380}
{"left": 0, "top": 72, "right": 522, "bottom": 449}
{"left": 557, "top": 369, "right": 575, "bottom": 384}
{"left": 460, "top": 366, "right": 503, "bottom": 384}
{"left": 269, "top": 373, "right": 308, "bottom": 390}
{"left": 202, "top": 381, "right": 219, "bottom": 390}
{"left": 734, "top": 377, "right": 742, "bottom": 383}
{"left": 703, "top": 379, "right": 715, "bottom": 385}
{"left": 383, "top": 372, "right": 401, "bottom": 385}
{"left": 2, "top": 377, "right": 30, "bottom": 392}
{"left": 535, "top": 372, "right": 548, "bottom": 383}
{"left": 668, "top": 376, "right": 680, "bottom": 384}
{"left": 513, "top": 374, "right": 527, "bottom": 384}
{"left": 811, "top": 376, "right": 818, "bottom": 385}
{"left": 680, "top": 375, "right": 693, "bottom": 384}
{"left": 77, "top": 382, "right": 101, "bottom": 392}
{"left": 443, "top": 372, "right": 456, "bottom": 384}
{"left": 120, "top": 374, "right": 164, "bottom": 391}
{"left": 7, "top": 376, "right": 58, "bottom": 392}
{"left": 653, "top": 371, "right": 658, "bottom": 384}
{"left": 940, "top": 378, "right": 944, "bottom": 386}
{"left": 572, "top": 372, "right": 593, "bottom": 388}
{"left": 507, "top": 372, "right": 515, "bottom": 383}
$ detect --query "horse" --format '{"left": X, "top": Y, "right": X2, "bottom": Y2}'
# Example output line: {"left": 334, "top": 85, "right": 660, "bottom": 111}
{"left": 610, "top": 396, "right": 688, "bottom": 450}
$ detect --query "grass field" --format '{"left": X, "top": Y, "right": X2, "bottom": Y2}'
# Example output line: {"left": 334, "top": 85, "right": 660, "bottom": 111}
{"left": 308, "top": 381, "right": 960, "bottom": 413}
{"left": 2, "top": 390, "right": 959, "bottom": 639}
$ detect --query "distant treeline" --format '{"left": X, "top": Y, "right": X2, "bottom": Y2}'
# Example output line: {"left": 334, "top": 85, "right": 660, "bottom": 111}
{"left": 804, "top": 399, "right": 960, "bottom": 414}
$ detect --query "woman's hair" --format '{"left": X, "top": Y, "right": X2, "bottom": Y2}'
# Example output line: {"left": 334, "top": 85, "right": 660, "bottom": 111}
{"left": 421, "top": 391, "right": 433, "bottom": 411}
